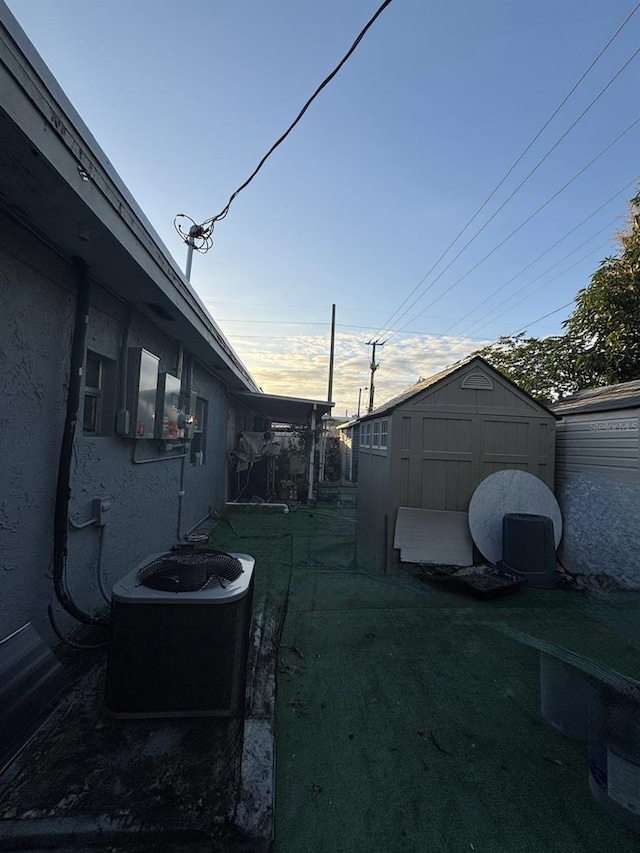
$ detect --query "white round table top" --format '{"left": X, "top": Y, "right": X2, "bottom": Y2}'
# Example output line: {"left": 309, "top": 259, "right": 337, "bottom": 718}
{"left": 468, "top": 469, "right": 562, "bottom": 565}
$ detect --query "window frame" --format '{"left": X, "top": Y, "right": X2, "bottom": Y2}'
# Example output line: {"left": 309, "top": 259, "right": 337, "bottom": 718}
{"left": 380, "top": 418, "right": 389, "bottom": 449}
{"left": 83, "top": 352, "right": 103, "bottom": 436}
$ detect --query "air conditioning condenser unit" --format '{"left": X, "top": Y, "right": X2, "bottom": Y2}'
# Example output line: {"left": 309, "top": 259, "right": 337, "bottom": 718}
{"left": 105, "top": 550, "right": 254, "bottom": 718}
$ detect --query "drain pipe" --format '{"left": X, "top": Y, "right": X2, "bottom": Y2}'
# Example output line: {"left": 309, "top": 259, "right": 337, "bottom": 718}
{"left": 53, "top": 258, "right": 107, "bottom": 627}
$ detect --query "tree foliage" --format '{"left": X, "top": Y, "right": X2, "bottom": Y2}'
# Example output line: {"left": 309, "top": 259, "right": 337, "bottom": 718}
{"left": 473, "top": 191, "right": 640, "bottom": 403}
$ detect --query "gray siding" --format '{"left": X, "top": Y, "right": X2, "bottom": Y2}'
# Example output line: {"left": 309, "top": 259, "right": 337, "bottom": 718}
{"left": 554, "top": 409, "right": 640, "bottom": 587}
{"left": 0, "top": 220, "right": 233, "bottom": 641}
{"left": 556, "top": 412, "right": 639, "bottom": 484}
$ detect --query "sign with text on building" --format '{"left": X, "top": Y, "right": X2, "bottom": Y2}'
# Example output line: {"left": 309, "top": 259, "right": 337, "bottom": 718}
{"left": 589, "top": 418, "right": 638, "bottom": 432}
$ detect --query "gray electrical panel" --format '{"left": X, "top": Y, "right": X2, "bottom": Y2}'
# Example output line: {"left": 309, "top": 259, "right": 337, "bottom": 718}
{"left": 156, "top": 373, "right": 183, "bottom": 440}
{"left": 126, "top": 348, "right": 159, "bottom": 439}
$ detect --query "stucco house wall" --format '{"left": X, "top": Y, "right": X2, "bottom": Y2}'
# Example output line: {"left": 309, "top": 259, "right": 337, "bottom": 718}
{"left": 0, "top": 216, "right": 235, "bottom": 638}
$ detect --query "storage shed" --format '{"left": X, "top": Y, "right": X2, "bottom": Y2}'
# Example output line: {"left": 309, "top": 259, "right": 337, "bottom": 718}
{"left": 356, "top": 356, "right": 557, "bottom": 571}
{"left": 552, "top": 380, "right": 640, "bottom": 587}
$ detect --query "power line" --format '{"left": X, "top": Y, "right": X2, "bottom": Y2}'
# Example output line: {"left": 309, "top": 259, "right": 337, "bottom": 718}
{"left": 368, "top": 231, "right": 623, "bottom": 395}
{"left": 465, "top": 238, "right": 612, "bottom": 339}
{"left": 174, "top": 0, "right": 394, "bottom": 255}
{"left": 384, "top": 116, "right": 640, "bottom": 341}
{"left": 510, "top": 300, "right": 577, "bottom": 336}
{"left": 370, "top": 3, "right": 640, "bottom": 341}
{"left": 224, "top": 327, "right": 492, "bottom": 343}
{"left": 376, "top": 237, "right": 613, "bottom": 391}
{"left": 458, "top": 234, "right": 616, "bottom": 339}
{"left": 437, "top": 180, "right": 634, "bottom": 337}
{"left": 378, "top": 57, "right": 640, "bottom": 340}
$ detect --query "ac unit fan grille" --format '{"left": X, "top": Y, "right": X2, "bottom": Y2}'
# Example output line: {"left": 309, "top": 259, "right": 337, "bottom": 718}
{"left": 138, "top": 549, "right": 243, "bottom": 592}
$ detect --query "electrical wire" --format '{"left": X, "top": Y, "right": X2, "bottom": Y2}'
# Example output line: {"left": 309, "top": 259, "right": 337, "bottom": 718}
{"left": 458, "top": 235, "right": 616, "bottom": 340}
{"left": 96, "top": 525, "right": 111, "bottom": 605}
{"left": 384, "top": 116, "right": 640, "bottom": 342}
{"left": 368, "top": 232, "right": 621, "bottom": 400}
{"left": 175, "top": 0, "right": 394, "bottom": 252}
{"left": 48, "top": 603, "right": 108, "bottom": 650}
{"left": 437, "top": 179, "right": 635, "bottom": 337}
{"left": 362, "top": 184, "right": 634, "bottom": 394}
{"left": 371, "top": 240, "right": 609, "bottom": 398}
{"left": 224, "top": 182, "right": 632, "bottom": 344}
{"left": 370, "top": 3, "right": 640, "bottom": 341}
{"left": 510, "top": 300, "right": 577, "bottom": 336}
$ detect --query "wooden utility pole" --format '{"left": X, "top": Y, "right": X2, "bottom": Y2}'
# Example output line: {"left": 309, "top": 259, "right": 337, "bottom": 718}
{"left": 366, "top": 340, "right": 385, "bottom": 413}
{"left": 327, "top": 304, "right": 336, "bottom": 402}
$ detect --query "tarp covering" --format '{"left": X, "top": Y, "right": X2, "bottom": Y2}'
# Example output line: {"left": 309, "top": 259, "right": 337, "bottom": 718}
{"left": 231, "top": 431, "right": 275, "bottom": 472}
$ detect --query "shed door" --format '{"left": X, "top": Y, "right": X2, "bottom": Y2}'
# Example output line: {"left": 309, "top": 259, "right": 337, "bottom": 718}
{"left": 417, "top": 414, "right": 477, "bottom": 510}
{"left": 410, "top": 414, "right": 550, "bottom": 510}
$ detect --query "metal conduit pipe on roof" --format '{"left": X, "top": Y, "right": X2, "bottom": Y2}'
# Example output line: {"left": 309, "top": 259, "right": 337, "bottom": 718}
{"left": 52, "top": 257, "right": 108, "bottom": 627}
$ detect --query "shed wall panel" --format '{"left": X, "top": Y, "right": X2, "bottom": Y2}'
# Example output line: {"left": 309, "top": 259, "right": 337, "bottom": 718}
{"left": 422, "top": 417, "right": 473, "bottom": 453}
{"left": 399, "top": 457, "right": 410, "bottom": 506}
{"left": 400, "top": 417, "right": 411, "bottom": 451}
{"left": 421, "top": 459, "right": 474, "bottom": 510}
{"left": 356, "top": 451, "right": 391, "bottom": 570}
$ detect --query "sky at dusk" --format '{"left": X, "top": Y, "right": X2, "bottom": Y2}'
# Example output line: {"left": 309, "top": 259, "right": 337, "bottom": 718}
{"left": 6, "top": 0, "right": 639, "bottom": 415}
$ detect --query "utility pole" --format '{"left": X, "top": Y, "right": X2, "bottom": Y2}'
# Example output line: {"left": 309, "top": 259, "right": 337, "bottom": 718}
{"left": 327, "top": 304, "right": 336, "bottom": 402}
{"left": 184, "top": 223, "right": 204, "bottom": 281}
{"left": 366, "top": 340, "right": 385, "bottom": 413}
{"left": 357, "top": 388, "right": 362, "bottom": 418}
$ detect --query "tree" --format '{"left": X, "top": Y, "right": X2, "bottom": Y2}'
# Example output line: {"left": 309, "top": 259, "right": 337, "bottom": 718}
{"left": 564, "top": 191, "right": 640, "bottom": 385}
{"left": 473, "top": 190, "right": 640, "bottom": 402}
{"left": 472, "top": 332, "right": 585, "bottom": 405}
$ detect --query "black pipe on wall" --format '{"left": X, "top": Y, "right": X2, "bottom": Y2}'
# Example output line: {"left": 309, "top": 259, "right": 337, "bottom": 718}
{"left": 52, "top": 257, "right": 107, "bottom": 627}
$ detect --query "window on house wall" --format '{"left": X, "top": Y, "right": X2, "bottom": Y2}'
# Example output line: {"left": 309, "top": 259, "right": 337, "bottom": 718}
{"left": 372, "top": 421, "right": 380, "bottom": 448}
{"left": 365, "top": 422, "right": 372, "bottom": 447}
{"left": 380, "top": 418, "right": 389, "bottom": 449}
{"left": 83, "top": 351, "right": 115, "bottom": 436}
{"left": 190, "top": 397, "right": 208, "bottom": 464}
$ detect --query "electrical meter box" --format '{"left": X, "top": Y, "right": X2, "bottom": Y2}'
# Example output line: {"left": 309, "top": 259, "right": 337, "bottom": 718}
{"left": 126, "top": 348, "right": 159, "bottom": 439}
{"left": 156, "top": 373, "right": 183, "bottom": 440}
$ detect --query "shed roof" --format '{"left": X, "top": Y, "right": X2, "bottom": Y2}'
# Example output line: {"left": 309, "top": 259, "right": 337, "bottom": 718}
{"left": 359, "top": 355, "right": 556, "bottom": 421}
{"left": 552, "top": 379, "right": 640, "bottom": 416}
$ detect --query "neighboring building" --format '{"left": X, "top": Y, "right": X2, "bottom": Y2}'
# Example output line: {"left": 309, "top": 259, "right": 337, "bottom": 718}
{"left": 336, "top": 419, "right": 361, "bottom": 483}
{"left": 554, "top": 381, "right": 640, "bottom": 484}
{"left": 356, "top": 356, "right": 557, "bottom": 571}
{"left": 0, "top": 6, "right": 330, "bottom": 644}
{"left": 552, "top": 381, "right": 640, "bottom": 587}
